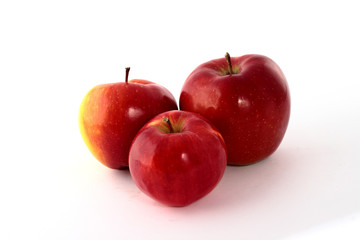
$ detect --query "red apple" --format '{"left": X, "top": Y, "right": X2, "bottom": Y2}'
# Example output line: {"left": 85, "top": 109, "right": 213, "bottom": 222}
{"left": 180, "top": 53, "right": 290, "bottom": 165}
{"left": 79, "top": 67, "right": 178, "bottom": 169}
{"left": 129, "top": 110, "right": 227, "bottom": 207}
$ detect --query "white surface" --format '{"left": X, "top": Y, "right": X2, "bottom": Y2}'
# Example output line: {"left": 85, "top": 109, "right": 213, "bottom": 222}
{"left": 1, "top": 0, "right": 360, "bottom": 239}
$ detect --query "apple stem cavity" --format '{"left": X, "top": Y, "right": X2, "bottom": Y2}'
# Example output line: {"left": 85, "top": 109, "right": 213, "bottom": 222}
{"left": 162, "top": 116, "right": 174, "bottom": 133}
{"left": 225, "top": 52, "right": 233, "bottom": 75}
{"left": 125, "top": 67, "right": 130, "bottom": 83}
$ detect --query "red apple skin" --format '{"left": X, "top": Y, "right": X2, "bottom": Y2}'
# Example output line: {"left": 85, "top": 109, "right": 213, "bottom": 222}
{"left": 180, "top": 54, "right": 290, "bottom": 165}
{"left": 129, "top": 110, "right": 227, "bottom": 207}
{"left": 79, "top": 79, "right": 178, "bottom": 169}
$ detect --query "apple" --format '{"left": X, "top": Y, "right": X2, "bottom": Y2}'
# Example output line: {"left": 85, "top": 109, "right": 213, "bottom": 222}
{"left": 79, "top": 67, "right": 178, "bottom": 169}
{"left": 180, "top": 53, "right": 290, "bottom": 165}
{"left": 129, "top": 110, "right": 227, "bottom": 207}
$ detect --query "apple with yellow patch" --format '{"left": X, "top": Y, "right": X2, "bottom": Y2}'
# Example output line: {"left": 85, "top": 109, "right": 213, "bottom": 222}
{"left": 79, "top": 68, "right": 178, "bottom": 169}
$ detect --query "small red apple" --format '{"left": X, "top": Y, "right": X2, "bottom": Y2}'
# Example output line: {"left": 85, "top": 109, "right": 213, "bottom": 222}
{"left": 79, "top": 67, "right": 178, "bottom": 169}
{"left": 129, "top": 110, "right": 227, "bottom": 207}
{"left": 180, "top": 53, "right": 290, "bottom": 165}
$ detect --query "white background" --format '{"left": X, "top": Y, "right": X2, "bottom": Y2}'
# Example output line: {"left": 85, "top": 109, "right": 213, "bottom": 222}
{"left": 1, "top": 0, "right": 360, "bottom": 239}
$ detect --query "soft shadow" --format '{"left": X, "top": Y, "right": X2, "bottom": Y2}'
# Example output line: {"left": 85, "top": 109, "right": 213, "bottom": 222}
{"left": 109, "top": 167, "right": 131, "bottom": 178}
{"left": 159, "top": 147, "right": 294, "bottom": 216}
{"left": 197, "top": 150, "right": 293, "bottom": 212}
{"left": 106, "top": 167, "right": 136, "bottom": 189}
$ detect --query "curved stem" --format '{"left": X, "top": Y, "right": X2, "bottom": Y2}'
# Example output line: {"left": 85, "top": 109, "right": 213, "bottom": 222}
{"left": 225, "top": 52, "right": 233, "bottom": 75}
{"left": 125, "top": 67, "right": 130, "bottom": 83}
{"left": 162, "top": 117, "right": 174, "bottom": 133}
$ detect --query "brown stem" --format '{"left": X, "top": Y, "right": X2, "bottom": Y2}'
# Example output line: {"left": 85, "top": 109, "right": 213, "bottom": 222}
{"left": 225, "top": 52, "right": 233, "bottom": 75}
{"left": 125, "top": 67, "right": 130, "bottom": 83}
{"left": 162, "top": 117, "right": 174, "bottom": 133}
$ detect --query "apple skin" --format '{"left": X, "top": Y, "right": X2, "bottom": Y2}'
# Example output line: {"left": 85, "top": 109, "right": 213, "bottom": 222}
{"left": 180, "top": 54, "right": 290, "bottom": 165}
{"left": 79, "top": 78, "right": 178, "bottom": 169}
{"left": 129, "top": 110, "right": 227, "bottom": 207}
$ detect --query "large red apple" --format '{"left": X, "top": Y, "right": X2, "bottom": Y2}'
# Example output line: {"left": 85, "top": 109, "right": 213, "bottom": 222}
{"left": 180, "top": 53, "right": 290, "bottom": 165}
{"left": 129, "top": 110, "right": 227, "bottom": 207}
{"left": 79, "top": 68, "right": 178, "bottom": 169}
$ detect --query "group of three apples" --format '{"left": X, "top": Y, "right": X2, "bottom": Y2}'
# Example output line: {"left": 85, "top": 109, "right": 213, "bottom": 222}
{"left": 79, "top": 53, "right": 291, "bottom": 207}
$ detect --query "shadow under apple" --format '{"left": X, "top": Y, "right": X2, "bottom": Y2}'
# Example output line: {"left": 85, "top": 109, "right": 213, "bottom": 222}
{"left": 193, "top": 147, "right": 294, "bottom": 211}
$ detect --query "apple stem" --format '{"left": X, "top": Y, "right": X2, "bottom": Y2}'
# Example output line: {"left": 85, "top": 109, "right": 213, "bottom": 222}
{"left": 162, "top": 117, "right": 174, "bottom": 133}
{"left": 125, "top": 67, "right": 130, "bottom": 83}
{"left": 225, "top": 52, "right": 233, "bottom": 75}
